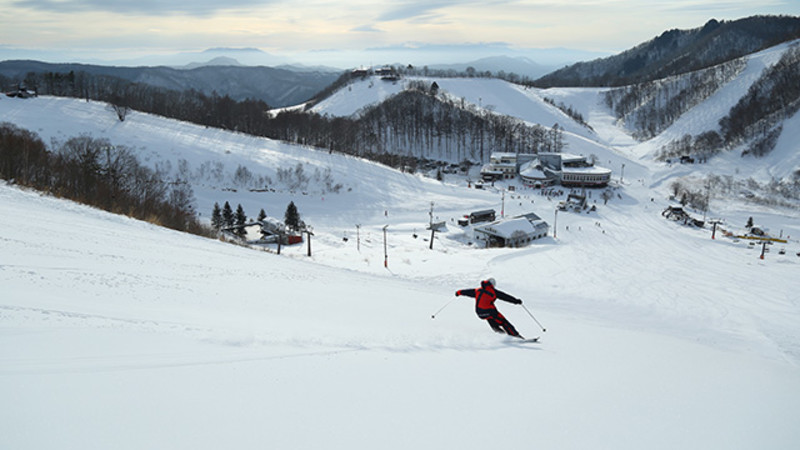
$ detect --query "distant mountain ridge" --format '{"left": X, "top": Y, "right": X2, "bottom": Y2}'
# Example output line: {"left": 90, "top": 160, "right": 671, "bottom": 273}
{"left": 0, "top": 60, "right": 341, "bottom": 108}
{"left": 428, "top": 55, "right": 555, "bottom": 80}
{"left": 535, "top": 15, "right": 800, "bottom": 87}
{"left": 179, "top": 56, "right": 243, "bottom": 70}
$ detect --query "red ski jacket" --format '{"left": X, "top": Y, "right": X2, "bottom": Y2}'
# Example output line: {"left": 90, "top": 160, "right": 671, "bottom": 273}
{"left": 455, "top": 280, "right": 521, "bottom": 311}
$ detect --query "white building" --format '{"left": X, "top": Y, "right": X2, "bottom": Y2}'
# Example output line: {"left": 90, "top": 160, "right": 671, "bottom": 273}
{"left": 480, "top": 152, "right": 517, "bottom": 181}
{"left": 473, "top": 213, "right": 549, "bottom": 248}
{"left": 479, "top": 153, "right": 539, "bottom": 182}
{"left": 520, "top": 152, "right": 611, "bottom": 187}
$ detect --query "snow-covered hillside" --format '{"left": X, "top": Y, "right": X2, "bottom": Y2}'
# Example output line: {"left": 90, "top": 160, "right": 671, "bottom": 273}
{"left": 4, "top": 180, "right": 798, "bottom": 450}
{"left": 312, "top": 75, "right": 597, "bottom": 140}
{"left": 1, "top": 41, "right": 800, "bottom": 449}
{"left": 312, "top": 41, "right": 800, "bottom": 190}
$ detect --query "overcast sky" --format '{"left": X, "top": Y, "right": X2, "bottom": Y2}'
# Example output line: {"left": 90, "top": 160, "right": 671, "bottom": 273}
{"left": 1, "top": 0, "right": 798, "bottom": 67}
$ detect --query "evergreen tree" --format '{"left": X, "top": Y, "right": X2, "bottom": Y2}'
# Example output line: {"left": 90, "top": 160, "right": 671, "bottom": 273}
{"left": 746, "top": 216, "right": 754, "bottom": 229}
{"left": 222, "top": 201, "right": 234, "bottom": 228}
{"left": 235, "top": 204, "right": 247, "bottom": 238}
{"left": 284, "top": 201, "right": 300, "bottom": 231}
{"left": 258, "top": 208, "right": 267, "bottom": 221}
{"left": 211, "top": 202, "right": 223, "bottom": 230}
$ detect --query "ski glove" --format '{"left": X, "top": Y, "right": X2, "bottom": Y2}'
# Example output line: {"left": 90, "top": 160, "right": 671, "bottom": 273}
{"left": 513, "top": 298, "right": 523, "bottom": 305}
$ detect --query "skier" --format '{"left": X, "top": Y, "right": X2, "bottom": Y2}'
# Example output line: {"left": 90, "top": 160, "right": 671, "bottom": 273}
{"left": 455, "top": 278, "right": 524, "bottom": 338}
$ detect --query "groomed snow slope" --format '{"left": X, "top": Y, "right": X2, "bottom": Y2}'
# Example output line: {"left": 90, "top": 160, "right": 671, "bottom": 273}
{"left": 2, "top": 182, "right": 800, "bottom": 450}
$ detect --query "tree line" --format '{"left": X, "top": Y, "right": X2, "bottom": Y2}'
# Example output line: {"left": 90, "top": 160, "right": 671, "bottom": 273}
{"left": 0, "top": 123, "right": 208, "bottom": 235}
{"left": 2, "top": 70, "right": 563, "bottom": 170}
{"left": 210, "top": 201, "right": 303, "bottom": 237}
{"left": 349, "top": 82, "right": 565, "bottom": 162}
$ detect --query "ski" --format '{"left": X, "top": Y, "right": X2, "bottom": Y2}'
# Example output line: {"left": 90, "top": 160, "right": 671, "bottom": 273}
{"left": 510, "top": 336, "right": 539, "bottom": 343}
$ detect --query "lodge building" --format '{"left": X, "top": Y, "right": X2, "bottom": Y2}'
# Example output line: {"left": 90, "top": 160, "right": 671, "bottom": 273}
{"left": 520, "top": 152, "right": 611, "bottom": 188}
{"left": 480, "top": 152, "right": 611, "bottom": 188}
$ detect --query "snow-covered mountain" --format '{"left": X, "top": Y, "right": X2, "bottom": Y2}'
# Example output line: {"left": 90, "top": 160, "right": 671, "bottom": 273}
{"left": 1, "top": 39, "right": 800, "bottom": 450}
{"left": 535, "top": 15, "right": 800, "bottom": 87}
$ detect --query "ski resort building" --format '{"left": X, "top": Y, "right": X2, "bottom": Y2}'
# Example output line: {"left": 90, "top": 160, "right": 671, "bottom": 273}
{"left": 480, "top": 152, "right": 611, "bottom": 188}
{"left": 520, "top": 152, "right": 612, "bottom": 188}
{"left": 473, "top": 213, "right": 549, "bottom": 248}
{"left": 480, "top": 153, "right": 536, "bottom": 181}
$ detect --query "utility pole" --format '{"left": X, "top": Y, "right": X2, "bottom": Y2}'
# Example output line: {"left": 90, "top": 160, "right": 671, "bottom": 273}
{"left": 429, "top": 202, "right": 435, "bottom": 250}
{"left": 553, "top": 208, "right": 558, "bottom": 238}
{"left": 383, "top": 225, "right": 389, "bottom": 268}
{"left": 356, "top": 224, "right": 361, "bottom": 252}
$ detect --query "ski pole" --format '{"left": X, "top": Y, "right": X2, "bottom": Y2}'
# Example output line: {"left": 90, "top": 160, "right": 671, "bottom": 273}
{"left": 431, "top": 297, "right": 458, "bottom": 319}
{"left": 521, "top": 304, "right": 547, "bottom": 332}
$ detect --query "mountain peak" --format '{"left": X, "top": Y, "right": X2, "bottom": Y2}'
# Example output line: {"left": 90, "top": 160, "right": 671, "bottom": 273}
{"left": 180, "top": 56, "right": 243, "bottom": 70}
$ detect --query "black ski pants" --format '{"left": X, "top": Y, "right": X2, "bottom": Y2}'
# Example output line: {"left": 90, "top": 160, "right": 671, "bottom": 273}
{"left": 476, "top": 308, "right": 520, "bottom": 337}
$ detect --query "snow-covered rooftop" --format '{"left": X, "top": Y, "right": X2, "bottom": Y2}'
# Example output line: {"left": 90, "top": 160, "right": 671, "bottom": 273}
{"left": 474, "top": 215, "right": 548, "bottom": 238}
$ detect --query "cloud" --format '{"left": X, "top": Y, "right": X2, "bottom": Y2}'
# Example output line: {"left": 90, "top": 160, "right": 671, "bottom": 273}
{"left": 351, "top": 25, "right": 383, "bottom": 33}
{"left": 11, "top": 0, "right": 274, "bottom": 16}
{"left": 375, "top": 1, "right": 466, "bottom": 22}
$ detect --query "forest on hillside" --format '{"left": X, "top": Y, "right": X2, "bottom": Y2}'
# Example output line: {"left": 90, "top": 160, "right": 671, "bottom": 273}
{"left": 654, "top": 44, "right": 800, "bottom": 162}
{"left": 720, "top": 44, "right": 800, "bottom": 156}
{"left": 603, "top": 58, "right": 746, "bottom": 141}
{"left": 534, "top": 15, "right": 800, "bottom": 88}
{"left": 1, "top": 71, "right": 562, "bottom": 169}
{"left": 0, "top": 123, "right": 206, "bottom": 234}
